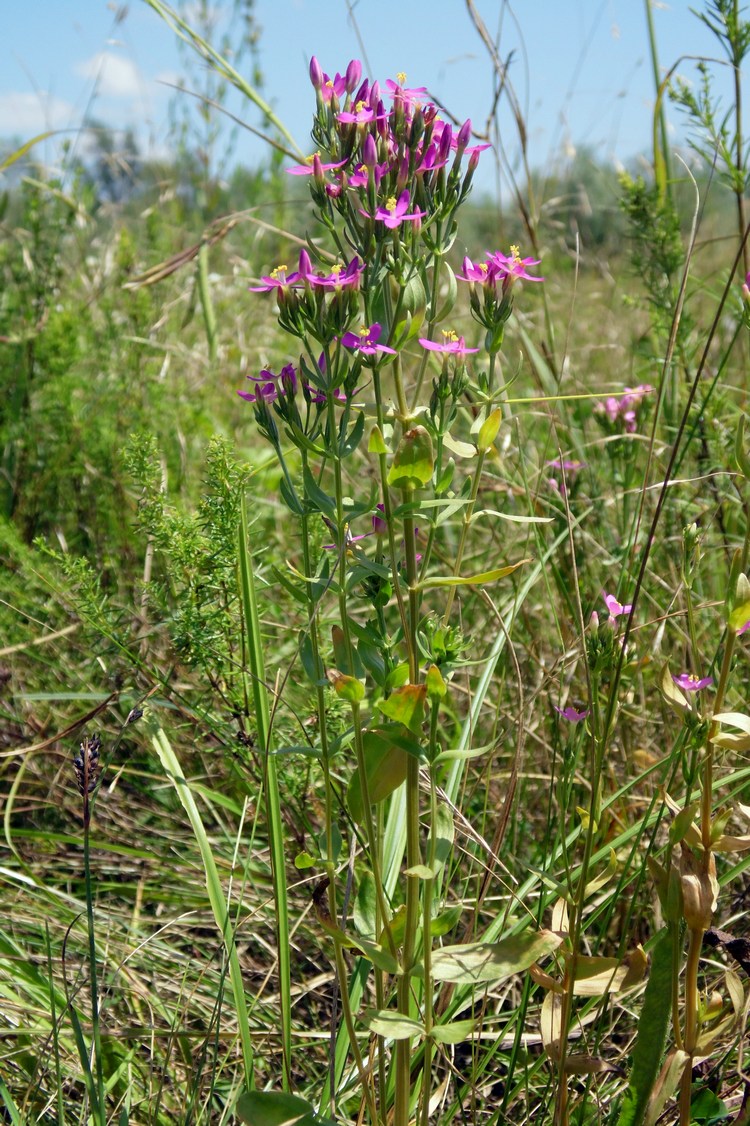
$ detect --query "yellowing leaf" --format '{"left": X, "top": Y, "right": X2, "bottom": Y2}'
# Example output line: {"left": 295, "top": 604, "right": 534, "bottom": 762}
{"left": 425, "top": 929, "right": 563, "bottom": 984}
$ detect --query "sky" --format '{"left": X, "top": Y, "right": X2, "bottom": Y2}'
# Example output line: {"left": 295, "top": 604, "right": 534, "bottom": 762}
{"left": 0, "top": 1, "right": 740, "bottom": 195}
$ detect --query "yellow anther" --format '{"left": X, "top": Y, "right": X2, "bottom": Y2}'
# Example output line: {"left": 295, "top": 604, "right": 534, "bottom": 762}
{"left": 441, "top": 329, "right": 459, "bottom": 342}
{"left": 397, "top": 72, "right": 407, "bottom": 85}
{"left": 270, "top": 265, "right": 287, "bottom": 279}
{"left": 386, "top": 196, "right": 397, "bottom": 211}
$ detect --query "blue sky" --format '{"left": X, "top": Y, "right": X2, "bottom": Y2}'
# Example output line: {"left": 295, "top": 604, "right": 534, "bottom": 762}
{"left": 0, "top": 1, "right": 738, "bottom": 193}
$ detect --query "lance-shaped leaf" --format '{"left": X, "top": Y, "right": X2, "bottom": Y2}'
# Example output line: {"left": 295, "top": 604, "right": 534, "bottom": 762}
{"left": 421, "top": 929, "right": 563, "bottom": 984}
{"left": 541, "top": 990, "right": 564, "bottom": 1061}
{"left": 420, "top": 559, "right": 529, "bottom": 589}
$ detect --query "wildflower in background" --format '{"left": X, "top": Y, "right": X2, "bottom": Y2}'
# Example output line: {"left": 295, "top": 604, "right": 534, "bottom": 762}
{"left": 248, "top": 265, "right": 300, "bottom": 292}
{"left": 743, "top": 271, "right": 750, "bottom": 302}
{"left": 673, "top": 673, "right": 713, "bottom": 692}
{"left": 340, "top": 323, "right": 396, "bottom": 356}
{"left": 363, "top": 190, "right": 425, "bottom": 229}
{"left": 603, "top": 592, "right": 632, "bottom": 618}
{"left": 547, "top": 459, "right": 585, "bottom": 498}
{"left": 554, "top": 704, "right": 589, "bottom": 723}
{"left": 596, "top": 384, "right": 654, "bottom": 433}
{"left": 459, "top": 255, "right": 501, "bottom": 286}
{"left": 419, "top": 329, "right": 480, "bottom": 355}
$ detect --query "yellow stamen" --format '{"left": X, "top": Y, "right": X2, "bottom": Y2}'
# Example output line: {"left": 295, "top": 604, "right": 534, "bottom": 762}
{"left": 270, "top": 265, "right": 287, "bottom": 280}
{"left": 386, "top": 196, "right": 397, "bottom": 212}
{"left": 397, "top": 71, "right": 407, "bottom": 86}
{"left": 355, "top": 100, "right": 367, "bottom": 113}
{"left": 359, "top": 325, "right": 369, "bottom": 337}
{"left": 331, "top": 264, "right": 344, "bottom": 276}
{"left": 305, "top": 151, "right": 320, "bottom": 164}
{"left": 509, "top": 244, "right": 521, "bottom": 263}
{"left": 441, "top": 329, "right": 459, "bottom": 342}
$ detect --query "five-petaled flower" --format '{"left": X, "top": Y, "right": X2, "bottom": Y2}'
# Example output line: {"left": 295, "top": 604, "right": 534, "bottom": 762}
{"left": 419, "top": 329, "right": 480, "bottom": 355}
{"left": 248, "top": 264, "right": 299, "bottom": 292}
{"left": 340, "top": 323, "right": 396, "bottom": 356}
{"left": 490, "top": 246, "right": 544, "bottom": 284}
{"left": 554, "top": 704, "right": 589, "bottom": 723}
{"left": 363, "top": 190, "right": 425, "bottom": 229}
{"left": 297, "top": 251, "right": 365, "bottom": 290}
{"left": 603, "top": 592, "right": 632, "bottom": 618}
{"left": 237, "top": 363, "right": 297, "bottom": 403}
{"left": 673, "top": 673, "right": 713, "bottom": 692}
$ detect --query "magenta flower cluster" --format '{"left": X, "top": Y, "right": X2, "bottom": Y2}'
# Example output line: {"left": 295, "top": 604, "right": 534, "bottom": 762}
{"left": 596, "top": 384, "right": 654, "bottom": 434}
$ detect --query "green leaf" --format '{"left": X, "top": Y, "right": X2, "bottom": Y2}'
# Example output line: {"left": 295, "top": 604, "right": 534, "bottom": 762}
{"left": 377, "top": 684, "right": 427, "bottom": 735}
{"left": 236, "top": 1090, "right": 336, "bottom": 1126}
{"left": 294, "top": 851, "right": 317, "bottom": 869}
{"left": 340, "top": 411, "right": 366, "bottom": 459}
{"left": 427, "top": 802, "right": 454, "bottom": 875}
{"left": 368, "top": 425, "right": 388, "bottom": 455}
{"left": 388, "top": 425, "right": 435, "bottom": 488}
{"left": 729, "top": 599, "right": 750, "bottom": 632}
{"left": 424, "top": 930, "right": 563, "bottom": 984}
{"left": 347, "top": 730, "right": 409, "bottom": 823}
{"left": 615, "top": 927, "right": 673, "bottom": 1126}
{"left": 421, "top": 560, "right": 529, "bottom": 588}
{"left": 430, "top": 1018, "right": 476, "bottom": 1044}
{"left": 476, "top": 408, "right": 503, "bottom": 452}
{"left": 354, "top": 870, "right": 377, "bottom": 938}
{"left": 302, "top": 465, "right": 336, "bottom": 516}
{"left": 364, "top": 1009, "right": 424, "bottom": 1040}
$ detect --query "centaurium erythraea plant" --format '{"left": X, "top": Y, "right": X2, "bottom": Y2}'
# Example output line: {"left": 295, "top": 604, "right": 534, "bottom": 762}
{"left": 239, "top": 56, "right": 544, "bottom": 1126}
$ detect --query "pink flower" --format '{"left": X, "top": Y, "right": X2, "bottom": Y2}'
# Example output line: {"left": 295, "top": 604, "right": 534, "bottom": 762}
{"left": 738, "top": 619, "right": 750, "bottom": 636}
{"left": 238, "top": 363, "right": 297, "bottom": 403}
{"left": 338, "top": 99, "right": 386, "bottom": 125}
{"left": 297, "top": 251, "right": 364, "bottom": 290}
{"left": 248, "top": 264, "right": 300, "bottom": 292}
{"left": 554, "top": 704, "right": 589, "bottom": 723}
{"left": 363, "top": 189, "right": 426, "bottom": 229}
{"left": 419, "top": 330, "right": 480, "bottom": 355}
{"left": 489, "top": 246, "right": 544, "bottom": 284}
{"left": 673, "top": 673, "right": 713, "bottom": 692}
{"left": 603, "top": 592, "right": 632, "bottom": 618}
{"left": 340, "top": 323, "right": 396, "bottom": 356}
{"left": 458, "top": 255, "right": 502, "bottom": 286}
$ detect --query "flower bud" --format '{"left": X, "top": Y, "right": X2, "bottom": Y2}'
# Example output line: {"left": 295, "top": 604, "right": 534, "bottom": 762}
{"left": 456, "top": 117, "right": 472, "bottom": 153}
{"left": 369, "top": 80, "right": 381, "bottom": 109}
{"left": 354, "top": 78, "right": 370, "bottom": 104}
{"left": 345, "top": 58, "right": 362, "bottom": 93}
{"left": 309, "top": 56, "right": 323, "bottom": 90}
{"left": 362, "top": 133, "right": 378, "bottom": 168}
{"left": 437, "top": 123, "right": 453, "bottom": 163}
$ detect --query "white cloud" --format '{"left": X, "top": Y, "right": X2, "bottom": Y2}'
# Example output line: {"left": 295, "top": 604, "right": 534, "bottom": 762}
{"left": 0, "top": 92, "right": 76, "bottom": 135}
{"left": 76, "top": 51, "right": 142, "bottom": 98}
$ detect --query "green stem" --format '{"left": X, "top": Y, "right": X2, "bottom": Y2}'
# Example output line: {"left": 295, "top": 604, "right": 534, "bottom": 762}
{"left": 83, "top": 798, "right": 105, "bottom": 1126}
